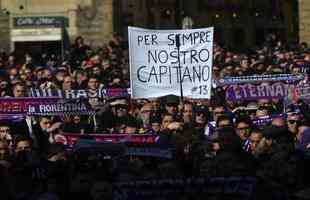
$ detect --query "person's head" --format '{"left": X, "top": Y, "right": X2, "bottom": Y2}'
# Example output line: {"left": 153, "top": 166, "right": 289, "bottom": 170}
{"left": 0, "top": 123, "right": 11, "bottom": 141}
{"left": 23, "top": 68, "right": 32, "bottom": 80}
{"left": 287, "top": 113, "right": 301, "bottom": 134}
{"left": 183, "top": 101, "right": 194, "bottom": 123}
{"left": 0, "top": 79, "right": 8, "bottom": 91}
{"left": 35, "top": 67, "right": 45, "bottom": 80}
{"left": 39, "top": 117, "right": 53, "bottom": 131}
{"left": 263, "top": 125, "right": 290, "bottom": 148}
{"left": 43, "top": 69, "right": 53, "bottom": 80}
{"left": 256, "top": 106, "right": 269, "bottom": 117}
{"left": 249, "top": 129, "right": 263, "bottom": 153}
{"left": 75, "top": 36, "right": 84, "bottom": 45}
{"left": 216, "top": 114, "right": 233, "bottom": 129}
{"left": 235, "top": 117, "right": 251, "bottom": 141}
{"left": 124, "top": 119, "right": 138, "bottom": 134}
{"left": 0, "top": 140, "right": 9, "bottom": 160}
{"left": 109, "top": 77, "right": 122, "bottom": 88}
{"left": 9, "top": 67, "right": 18, "bottom": 79}
{"left": 14, "top": 135, "right": 32, "bottom": 154}
{"left": 296, "top": 128, "right": 310, "bottom": 152}
{"left": 240, "top": 57, "right": 249, "bottom": 69}
{"left": 234, "top": 66, "right": 244, "bottom": 76}
{"left": 161, "top": 113, "right": 174, "bottom": 130}
{"left": 73, "top": 115, "right": 81, "bottom": 124}
{"left": 165, "top": 95, "right": 179, "bottom": 116}
{"left": 87, "top": 76, "right": 100, "bottom": 90}
{"left": 195, "top": 105, "right": 209, "bottom": 125}
{"left": 8, "top": 55, "right": 15, "bottom": 63}
{"left": 74, "top": 70, "right": 88, "bottom": 84}
{"left": 212, "top": 105, "right": 225, "bottom": 121}
{"left": 110, "top": 98, "right": 129, "bottom": 118}
{"left": 297, "top": 123, "right": 310, "bottom": 142}
{"left": 258, "top": 99, "right": 270, "bottom": 107}
{"left": 140, "top": 103, "right": 153, "bottom": 124}
{"left": 151, "top": 122, "right": 161, "bottom": 133}
{"left": 62, "top": 75, "right": 73, "bottom": 90}
{"left": 291, "top": 65, "right": 301, "bottom": 75}
{"left": 150, "top": 115, "right": 161, "bottom": 133}
{"left": 213, "top": 126, "right": 242, "bottom": 152}
{"left": 92, "top": 66, "right": 102, "bottom": 76}
{"left": 55, "top": 70, "right": 66, "bottom": 82}
{"left": 25, "top": 54, "right": 32, "bottom": 64}
{"left": 150, "top": 98, "right": 160, "bottom": 111}
{"left": 47, "top": 143, "right": 67, "bottom": 162}
{"left": 13, "top": 83, "right": 26, "bottom": 97}
{"left": 101, "top": 60, "right": 110, "bottom": 70}
{"left": 271, "top": 117, "right": 286, "bottom": 127}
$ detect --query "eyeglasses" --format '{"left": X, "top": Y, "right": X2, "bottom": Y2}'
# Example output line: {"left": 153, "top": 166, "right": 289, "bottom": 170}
{"left": 237, "top": 127, "right": 250, "bottom": 131}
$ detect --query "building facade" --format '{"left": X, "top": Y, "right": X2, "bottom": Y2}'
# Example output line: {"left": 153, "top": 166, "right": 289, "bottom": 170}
{"left": 0, "top": 0, "right": 307, "bottom": 53}
{"left": 1, "top": 0, "right": 113, "bottom": 54}
{"left": 115, "top": 0, "right": 299, "bottom": 50}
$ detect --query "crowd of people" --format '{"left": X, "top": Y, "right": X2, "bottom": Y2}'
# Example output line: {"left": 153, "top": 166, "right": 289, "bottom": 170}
{"left": 0, "top": 33, "right": 310, "bottom": 200}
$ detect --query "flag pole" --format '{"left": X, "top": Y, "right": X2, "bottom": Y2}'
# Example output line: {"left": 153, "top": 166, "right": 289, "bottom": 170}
{"left": 175, "top": 34, "right": 184, "bottom": 102}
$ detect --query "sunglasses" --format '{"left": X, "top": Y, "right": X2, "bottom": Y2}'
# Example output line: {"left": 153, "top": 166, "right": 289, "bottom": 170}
{"left": 258, "top": 106, "right": 269, "bottom": 110}
{"left": 288, "top": 120, "right": 298, "bottom": 124}
{"left": 141, "top": 110, "right": 152, "bottom": 114}
{"left": 113, "top": 104, "right": 128, "bottom": 110}
{"left": 166, "top": 103, "right": 178, "bottom": 107}
{"left": 196, "top": 111, "right": 206, "bottom": 116}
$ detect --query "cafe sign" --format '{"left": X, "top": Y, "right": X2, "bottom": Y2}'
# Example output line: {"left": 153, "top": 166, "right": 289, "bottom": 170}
{"left": 13, "top": 16, "right": 69, "bottom": 27}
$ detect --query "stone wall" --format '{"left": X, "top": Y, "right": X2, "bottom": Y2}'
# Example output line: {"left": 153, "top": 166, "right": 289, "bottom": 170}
{"left": 76, "top": 0, "right": 114, "bottom": 47}
{"left": 0, "top": 13, "right": 10, "bottom": 52}
{"left": 299, "top": 0, "right": 310, "bottom": 43}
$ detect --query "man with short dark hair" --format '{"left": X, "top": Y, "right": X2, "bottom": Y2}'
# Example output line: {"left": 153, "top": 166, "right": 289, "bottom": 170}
{"left": 249, "top": 129, "right": 263, "bottom": 154}
{"left": 87, "top": 76, "right": 100, "bottom": 90}
{"left": 161, "top": 113, "right": 174, "bottom": 131}
{"left": 0, "top": 123, "right": 12, "bottom": 145}
{"left": 216, "top": 115, "right": 233, "bottom": 129}
{"left": 182, "top": 101, "right": 194, "bottom": 124}
{"left": 165, "top": 95, "right": 179, "bottom": 120}
{"left": 13, "top": 83, "right": 27, "bottom": 97}
{"left": 205, "top": 105, "right": 225, "bottom": 136}
{"left": 235, "top": 117, "right": 252, "bottom": 152}
{"left": 15, "top": 135, "right": 32, "bottom": 155}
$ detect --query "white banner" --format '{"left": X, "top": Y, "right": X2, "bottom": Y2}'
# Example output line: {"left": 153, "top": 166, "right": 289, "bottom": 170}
{"left": 128, "top": 26, "right": 213, "bottom": 99}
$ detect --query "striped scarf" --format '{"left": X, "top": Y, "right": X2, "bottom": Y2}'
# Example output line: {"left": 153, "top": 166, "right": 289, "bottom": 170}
{"left": 242, "top": 139, "right": 251, "bottom": 152}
